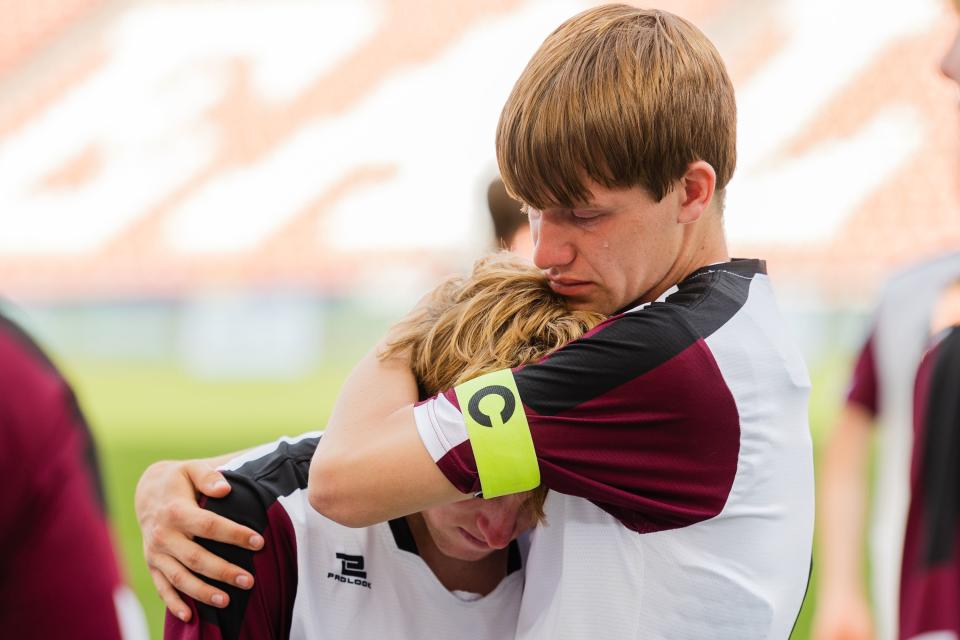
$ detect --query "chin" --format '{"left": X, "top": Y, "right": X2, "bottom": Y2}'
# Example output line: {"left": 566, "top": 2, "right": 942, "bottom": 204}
{"left": 439, "top": 539, "right": 493, "bottom": 562}
{"left": 566, "top": 293, "right": 619, "bottom": 314}
{"left": 566, "top": 297, "right": 603, "bottom": 312}
{"left": 452, "top": 548, "right": 494, "bottom": 562}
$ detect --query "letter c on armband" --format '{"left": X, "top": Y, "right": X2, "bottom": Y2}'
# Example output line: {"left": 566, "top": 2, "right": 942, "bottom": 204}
{"left": 454, "top": 369, "right": 540, "bottom": 499}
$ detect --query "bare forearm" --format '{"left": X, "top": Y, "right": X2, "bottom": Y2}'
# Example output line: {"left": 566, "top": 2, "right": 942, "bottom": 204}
{"left": 309, "top": 344, "right": 465, "bottom": 526}
{"left": 326, "top": 343, "right": 419, "bottom": 432}
{"left": 817, "top": 404, "right": 874, "bottom": 595}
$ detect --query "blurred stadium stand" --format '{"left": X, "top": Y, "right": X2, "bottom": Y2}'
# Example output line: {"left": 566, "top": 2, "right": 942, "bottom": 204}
{"left": 0, "top": 0, "right": 958, "bottom": 373}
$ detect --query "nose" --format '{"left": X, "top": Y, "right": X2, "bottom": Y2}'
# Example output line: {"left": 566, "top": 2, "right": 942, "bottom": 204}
{"left": 475, "top": 500, "right": 519, "bottom": 549}
{"left": 531, "top": 213, "right": 575, "bottom": 271}
{"left": 940, "top": 30, "right": 960, "bottom": 86}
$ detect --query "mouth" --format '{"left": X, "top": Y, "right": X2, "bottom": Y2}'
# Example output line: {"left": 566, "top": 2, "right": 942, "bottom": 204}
{"left": 457, "top": 527, "right": 490, "bottom": 549}
{"left": 547, "top": 277, "right": 593, "bottom": 296}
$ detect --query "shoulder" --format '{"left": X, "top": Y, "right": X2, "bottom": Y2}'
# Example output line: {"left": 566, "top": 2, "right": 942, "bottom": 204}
{"left": 661, "top": 259, "right": 764, "bottom": 335}
{"left": 516, "top": 260, "right": 765, "bottom": 385}
{"left": 894, "top": 251, "right": 960, "bottom": 281}
{"left": 207, "top": 433, "right": 322, "bottom": 527}
{"left": 879, "top": 252, "right": 960, "bottom": 303}
{"left": 0, "top": 310, "right": 94, "bottom": 479}
{"left": 512, "top": 304, "right": 719, "bottom": 418}
{"left": 0, "top": 311, "right": 65, "bottom": 404}
{"left": 190, "top": 436, "right": 322, "bottom": 638}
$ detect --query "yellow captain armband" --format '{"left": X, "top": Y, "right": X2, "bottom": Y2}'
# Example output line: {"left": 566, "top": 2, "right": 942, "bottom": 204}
{"left": 453, "top": 369, "right": 540, "bottom": 499}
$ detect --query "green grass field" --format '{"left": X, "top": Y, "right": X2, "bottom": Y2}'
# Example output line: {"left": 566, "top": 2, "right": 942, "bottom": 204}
{"left": 61, "top": 352, "right": 850, "bottom": 639}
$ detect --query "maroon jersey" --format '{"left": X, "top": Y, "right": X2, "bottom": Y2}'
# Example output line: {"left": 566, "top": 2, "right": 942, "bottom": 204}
{"left": 899, "top": 326, "right": 960, "bottom": 639}
{"left": 0, "top": 312, "right": 126, "bottom": 639}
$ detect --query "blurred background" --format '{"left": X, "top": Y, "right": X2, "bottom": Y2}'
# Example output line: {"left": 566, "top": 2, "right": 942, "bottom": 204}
{"left": 1, "top": 0, "right": 958, "bottom": 636}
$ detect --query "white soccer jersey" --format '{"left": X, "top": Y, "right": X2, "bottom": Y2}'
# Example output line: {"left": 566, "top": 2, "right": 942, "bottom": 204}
{"left": 414, "top": 259, "right": 815, "bottom": 639}
{"left": 165, "top": 433, "right": 524, "bottom": 640}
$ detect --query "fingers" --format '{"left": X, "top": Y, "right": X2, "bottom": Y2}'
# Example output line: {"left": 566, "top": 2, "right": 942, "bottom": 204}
{"left": 169, "top": 501, "right": 264, "bottom": 551}
{"left": 150, "top": 568, "right": 193, "bottom": 623}
{"left": 184, "top": 460, "right": 231, "bottom": 498}
{"left": 160, "top": 533, "right": 256, "bottom": 591}
{"left": 137, "top": 457, "right": 266, "bottom": 624}
{"left": 151, "top": 553, "right": 231, "bottom": 611}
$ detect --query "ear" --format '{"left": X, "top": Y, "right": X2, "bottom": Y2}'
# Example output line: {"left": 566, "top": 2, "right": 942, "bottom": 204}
{"left": 677, "top": 160, "right": 716, "bottom": 225}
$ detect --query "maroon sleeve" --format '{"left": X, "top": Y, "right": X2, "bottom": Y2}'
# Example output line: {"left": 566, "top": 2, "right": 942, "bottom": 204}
{"left": 0, "top": 317, "right": 124, "bottom": 640}
{"left": 165, "top": 602, "right": 226, "bottom": 640}
{"left": 164, "top": 488, "right": 298, "bottom": 640}
{"left": 433, "top": 306, "right": 742, "bottom": 535}
{"left": 846, "top": 329, "right": 879, "bottom": 417}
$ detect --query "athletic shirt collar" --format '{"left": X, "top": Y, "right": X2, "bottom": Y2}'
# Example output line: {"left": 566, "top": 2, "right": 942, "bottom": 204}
{"left": 616, "top": 258, "right": 767, "bottom": 316}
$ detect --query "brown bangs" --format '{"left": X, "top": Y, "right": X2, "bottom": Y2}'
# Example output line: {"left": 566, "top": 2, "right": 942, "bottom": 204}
{"left": 496, "top": 4, "right": 737, "bottom": 209}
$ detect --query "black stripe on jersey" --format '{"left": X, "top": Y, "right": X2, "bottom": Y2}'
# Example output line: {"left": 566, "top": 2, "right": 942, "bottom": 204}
{"left": 516, "top": 261, "right": 758, "bottom": 416}
{"left": 506, "top": 539, "right": 522, "bottom": 575}
{"left": 789, "top": 557, "right": 814, "bottom": 639}
{"left": 389, "top": 517, "right": 419, "bottom": 554}
{"left": 665, "top": 260, "right": 757, "bottom": 338}
{"left": 0, "top": 309, "right": 108, "bottom": 512}
{"left": 196, "top": 436, "right": 319, "bottom": 639}
{"left": 920, "top": 327, "right": 960, "bottom": 567}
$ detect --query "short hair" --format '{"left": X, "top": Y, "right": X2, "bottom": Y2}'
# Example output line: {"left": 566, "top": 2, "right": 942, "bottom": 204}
{"left": 380, "top": 253, "right": 604, "bottom": 520}
{"left": 496, "top": 4, "right": 737, "bottom": 208}
{"left": 487, "top": 177, "right": 527, "bottom": 249}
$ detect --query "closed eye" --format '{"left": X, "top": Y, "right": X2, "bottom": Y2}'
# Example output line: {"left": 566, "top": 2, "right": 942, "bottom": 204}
{"left": 571, "top": 209, "right": 602, "bottom": 221}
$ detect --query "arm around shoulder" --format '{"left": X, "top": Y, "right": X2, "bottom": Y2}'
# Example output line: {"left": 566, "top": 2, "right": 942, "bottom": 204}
{"left": 308, "top": 346, "right": 467, "bottom": 527}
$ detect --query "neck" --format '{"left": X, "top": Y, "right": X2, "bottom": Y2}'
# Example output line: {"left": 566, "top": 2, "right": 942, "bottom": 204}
{"left": 404, "top": 513, "right": 510, "bottom": 596}
{"left": 645, "top": 212, "right": 729, "bottom": 303}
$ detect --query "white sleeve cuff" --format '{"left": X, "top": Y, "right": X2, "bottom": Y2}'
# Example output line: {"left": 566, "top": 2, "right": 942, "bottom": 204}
{"left": 413, "top": 395, "right": 469, "bottom": 462}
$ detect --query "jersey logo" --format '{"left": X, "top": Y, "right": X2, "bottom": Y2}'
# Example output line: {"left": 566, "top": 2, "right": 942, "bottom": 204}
{"left": 467, "top": 384, "right": 516, "bottom": 427}
{"left": 327, "top": 553, "right": 372, "bottom": 589}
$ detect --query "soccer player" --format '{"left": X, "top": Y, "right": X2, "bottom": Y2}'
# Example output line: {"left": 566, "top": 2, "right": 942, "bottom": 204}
{"left": 308, "top": 5, "right": 813, "bottom": 639}
{"left": 813, "top": 8, "right": 960, "bottom": 640}
{"left": 814, "top": 266, "right": 960, "bottom": 640}
{"left": 156, "top": 254, "right": 602, "bottom": 638}
{"left": 143, "top": 5, "right": 814, "bottom": 638}
{"left": 0, "top": 310, "right": 146, "bottom": 639}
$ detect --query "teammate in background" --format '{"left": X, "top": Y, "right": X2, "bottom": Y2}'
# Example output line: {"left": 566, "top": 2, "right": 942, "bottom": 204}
{"left": 141, "top": 6, "right": 814, "bottom": 638}
{"left": 813, "top": 8, "right": 960, "bottom": 640}
{"left": 815, "top": 270, "right": 960, "bottom": 640}
{"left": 158, "top": 254, "right": 602, "bottom": 638}
{"left": 0, "top": 311, "right": 146, "bottom": 639}
{"left": 487, "top": 177, "right": 532, "bottom": 257}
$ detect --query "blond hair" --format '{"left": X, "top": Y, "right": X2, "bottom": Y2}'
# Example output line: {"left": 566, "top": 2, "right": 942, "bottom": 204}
{"left": 496, "top": 4, "right": 737, "bottom": 209}
{"left": 381, "top": 253, "right": 604, "bottom": 520}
